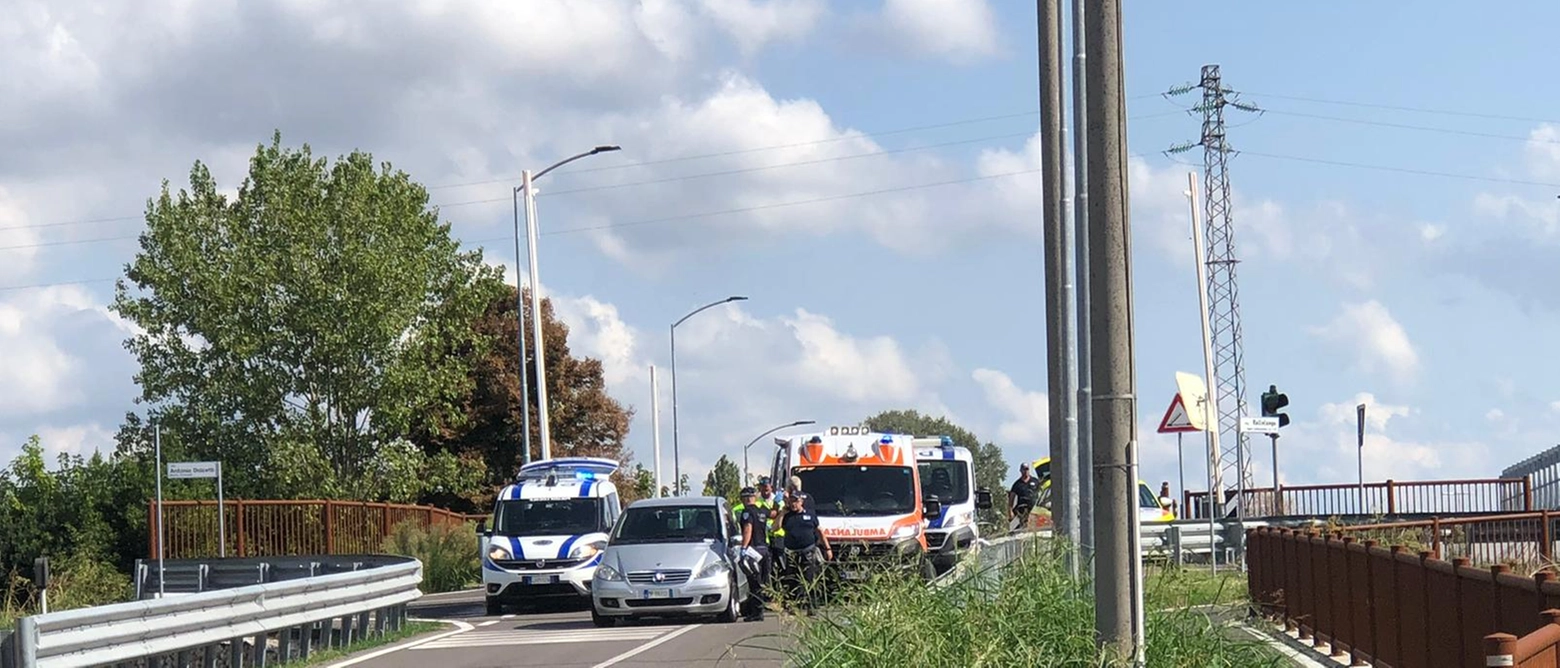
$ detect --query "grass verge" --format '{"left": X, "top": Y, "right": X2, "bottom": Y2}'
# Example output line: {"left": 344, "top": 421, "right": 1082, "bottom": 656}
{"left": 278, "top": 620, "right": 443, "bottom": 667}
{"left": 784, "top": 540, "right": 1285, "bottom": 667}
{"left": 381, "top": 520, "right": 480, "bottom": 593}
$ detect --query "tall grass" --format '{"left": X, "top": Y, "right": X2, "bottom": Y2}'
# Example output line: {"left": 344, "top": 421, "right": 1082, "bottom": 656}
{"left": 380, "top": 519, "right": 479, "bottom": 593}
{"left": 786, "top": 540, "right": 1284, "bottom": 667}
{"left": 3, "top": 555, "right": 133, "bottom": 629}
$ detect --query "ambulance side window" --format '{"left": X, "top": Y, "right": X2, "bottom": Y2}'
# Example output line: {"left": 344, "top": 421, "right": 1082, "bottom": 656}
{"left": 771, "top": 447, "right": 788, "bottom": 489}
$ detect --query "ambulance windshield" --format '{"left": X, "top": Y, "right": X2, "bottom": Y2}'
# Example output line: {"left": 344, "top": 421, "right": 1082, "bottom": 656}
{"left": 793, "top": 466, "right": 916, "bottom": 517}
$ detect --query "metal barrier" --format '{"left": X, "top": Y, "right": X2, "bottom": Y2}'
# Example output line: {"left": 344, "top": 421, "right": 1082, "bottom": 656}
{"left": 7, "top": 556, "right": 422, "bottom": 667}
{"left": 131, "top": 554, "right": 419, "bottom": 600}
{"left": 1184, "top": 476, "right": 1532, "bottom": 520}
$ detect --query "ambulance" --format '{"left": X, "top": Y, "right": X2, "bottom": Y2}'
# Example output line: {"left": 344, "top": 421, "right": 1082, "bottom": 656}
{"left": 477, "top": 457, "right": 623, "bottom": 616}
{"left": 770, "top": 426, "right": 941, "bottom": 583}
{"left": 913, "top": 436, "right": 994, "bottom": 574}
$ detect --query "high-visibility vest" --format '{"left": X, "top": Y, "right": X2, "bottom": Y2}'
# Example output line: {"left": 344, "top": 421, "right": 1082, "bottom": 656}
{"left": 735, "top": 500, "right": 778, "bottom": 537}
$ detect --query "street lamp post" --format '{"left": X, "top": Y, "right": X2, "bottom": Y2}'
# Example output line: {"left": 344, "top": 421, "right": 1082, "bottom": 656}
{"left": 518, "top": 145, "right": 622, "bottom": 462}
{"left": 670, "top": 295, "right": 749, "bottom": 496}
{"left": 744, "top": 420, "right": 816, "bottom": 484}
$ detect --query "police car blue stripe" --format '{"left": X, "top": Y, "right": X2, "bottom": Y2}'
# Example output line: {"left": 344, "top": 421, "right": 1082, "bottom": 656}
{"left": 928, "top": 514, "right": 946, "bottom": 529}
{"left": 580, "top": 480, "right": 595, "bottom": 497}
{"left": 557, "top": 534, "right": 581, "bottom": 559}
{"left": 508, "top": 535, "right": 526, "bottom": 560}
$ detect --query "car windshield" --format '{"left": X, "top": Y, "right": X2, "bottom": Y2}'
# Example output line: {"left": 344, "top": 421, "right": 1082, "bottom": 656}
{"left": 612, "top": 505, "right": 723, "bottom": 544}
{"left": 917, "top": 460, "right": 970, "bottom": 504}
{"left": 1138, "top": 485, "right": 1162, "bottom": 510}
{"left": 794, "top": 466, "right": 916, "bottom": 517}
{"left": 493, "top": 498, "right": 604, "bottom": 537}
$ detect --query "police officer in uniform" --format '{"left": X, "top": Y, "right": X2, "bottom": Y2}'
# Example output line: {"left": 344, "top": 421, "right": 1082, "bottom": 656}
{"left": 735, "top": 487, "right": 772, "bottom": 610}
{"left": 779, "top": 491, "right": 831, "bottom": 614}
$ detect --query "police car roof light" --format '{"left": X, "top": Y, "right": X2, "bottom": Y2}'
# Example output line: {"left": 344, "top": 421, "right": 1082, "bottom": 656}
{"left": 939, "top": 435, "right": 954, "bottom": 449}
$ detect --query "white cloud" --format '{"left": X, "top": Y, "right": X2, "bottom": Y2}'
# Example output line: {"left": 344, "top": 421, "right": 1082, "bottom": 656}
{"left": 697, "top": 0, "right": 826, "bottom": 55}
{"left": 877, "top": 0, "right": 1000, "bottom": 63}
{"left": 34, "top": 423, "right": 116, "bottom": 458}
{"left": 971, "top": 368, "right": 1047, "bottom": 447}
{"left": 1309, "top": 300, "right": 1420, "bottom": 384}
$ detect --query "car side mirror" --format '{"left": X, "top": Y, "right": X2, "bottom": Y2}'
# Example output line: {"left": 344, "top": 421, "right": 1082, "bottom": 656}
{"left": 475, "top": 519, "right": 488, "bottom": 535}
{"left": 975, "top": 487, "right": 994, "bottom": 510}
{"left": 922, "top": 497, "right": 943, "bottom": 520}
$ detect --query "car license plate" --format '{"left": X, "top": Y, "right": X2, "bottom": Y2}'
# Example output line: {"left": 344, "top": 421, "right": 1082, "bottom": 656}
{"left": 641, "top": 588, "right": 674, "bottom": 599}
{"left": 842, "top": 570, "right": 867, "bottom": 580}
{"left": 523, "top": 575, "right": 558, "bottom": 585}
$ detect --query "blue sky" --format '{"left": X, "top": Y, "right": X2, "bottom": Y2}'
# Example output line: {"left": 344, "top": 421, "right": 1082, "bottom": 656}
{"left": 3, "top": 0, "right": 1559, "bottom": 500}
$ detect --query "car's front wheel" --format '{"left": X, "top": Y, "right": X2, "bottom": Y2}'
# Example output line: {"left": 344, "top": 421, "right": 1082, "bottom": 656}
{"left": 485, "top": 597, "right": 504, "bottom": 617}
{"left": 591, "top": 605, "right": 617, "bottom": 628}
{"left": 715, "top": 576, "right": 740, "bottom": 623}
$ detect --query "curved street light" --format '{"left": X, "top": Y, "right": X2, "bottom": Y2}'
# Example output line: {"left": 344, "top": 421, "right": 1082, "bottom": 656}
{"left": 669, "top": 295, "right": 749, "bottom": 495}
{"left": 515, "top": 145, "right": 622, "bottom": 463}
{"left": 744, "top": 420, "right": 816, "bottom": 485}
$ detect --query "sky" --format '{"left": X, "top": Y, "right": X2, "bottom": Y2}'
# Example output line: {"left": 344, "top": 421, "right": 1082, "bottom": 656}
{"left": 4, "top": 0, "right": 1560, "bottom": 501}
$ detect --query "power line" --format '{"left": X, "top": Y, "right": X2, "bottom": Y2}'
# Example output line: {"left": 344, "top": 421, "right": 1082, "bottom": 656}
{"left": 1242, "top": 91, "right": 1560, "bottom": 127}
{"left": 1260, "top": 108, "right": 1560, "bottom": 145}
{"left": 0, "top": 168, "right": 1043, "bottom": 291}
{"left": 1237, "top": 150, "right": 1560, "bottom": 188}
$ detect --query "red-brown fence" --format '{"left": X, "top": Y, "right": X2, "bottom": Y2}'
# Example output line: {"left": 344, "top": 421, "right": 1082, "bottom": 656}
{"left": 1184, "top": 476, "right": 1531, "bottom": 519}
{"left": 148, "top": 499, "right": 485, "bottom": 559}
{"left": 1247, "top": 526, "right": 1560, "bottom": 667}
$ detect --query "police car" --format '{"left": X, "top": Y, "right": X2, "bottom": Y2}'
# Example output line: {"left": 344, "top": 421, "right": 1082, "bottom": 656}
{"left": 477, "top": 457, "right": 623, "bottom": 616}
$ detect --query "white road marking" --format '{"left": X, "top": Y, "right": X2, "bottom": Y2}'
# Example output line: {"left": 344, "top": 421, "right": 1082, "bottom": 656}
{"left": 589, "top": 624, "right": 699, "bottom": 668}
{"left": 501, "top": 614, "right": 516, "bottom": 619}
{"left": 477, "top": 620, "right": 499, "bottom": 627}
{"left": 320, "top": 619, "right": 474, "bottom": 668}
{"left": 412, "top": 626, "right": 675, "bottom": 650}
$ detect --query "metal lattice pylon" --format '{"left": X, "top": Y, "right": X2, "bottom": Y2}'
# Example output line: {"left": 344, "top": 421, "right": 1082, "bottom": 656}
{"left": 1198, "top": 64, "right": 1256, "bottom": 507}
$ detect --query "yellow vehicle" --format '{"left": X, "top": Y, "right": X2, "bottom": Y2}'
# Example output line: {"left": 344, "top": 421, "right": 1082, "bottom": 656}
{"left": 1025, "top": 457, "right": 1175, "bottom": 527}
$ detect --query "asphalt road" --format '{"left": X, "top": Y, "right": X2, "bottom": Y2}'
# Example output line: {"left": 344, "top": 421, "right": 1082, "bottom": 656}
{"left": 326, "top": 589, "right": 791, "bottom": 668}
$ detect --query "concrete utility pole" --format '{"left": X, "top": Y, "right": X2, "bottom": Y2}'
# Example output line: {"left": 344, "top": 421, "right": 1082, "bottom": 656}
{"left": 1037, "top": 0, "right": 1075, "bottom": 566}
{"left": 1069, "top": 0, "right": 1095, "bottom": 577}
{"left": 1085, "top": 0, "right": 1142, "bottom": 662}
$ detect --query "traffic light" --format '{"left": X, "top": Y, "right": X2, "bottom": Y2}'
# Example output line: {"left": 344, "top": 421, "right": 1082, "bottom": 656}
{"left": 1260, "top": 384, "right": 1290, "bottom": 428}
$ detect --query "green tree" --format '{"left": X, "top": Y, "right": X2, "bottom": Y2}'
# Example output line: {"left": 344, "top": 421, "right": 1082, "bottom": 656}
{"left": 702, "top": 455, "right": 741, "bottom": 504}
{"left": 862, "top": 409, "right": 1011, "bottom": 528}
{"left": 410, "top": 283, "right": 635, "bottom": 512}
{"left": 110, "top": 132, "right": 501, "bottom": 501}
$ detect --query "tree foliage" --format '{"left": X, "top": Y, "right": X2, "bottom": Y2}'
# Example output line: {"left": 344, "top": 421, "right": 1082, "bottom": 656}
{"left": 701, "top": 455, "right": 742, "bottom": 504}
{"left": 862, "top": 409, "right": 1011, "bottom": 527}
{"left": 110, "top": 132, "right": 501, "bottom": 501}
{"left": 411, "top": 283, "right": 634, "bottom": 512}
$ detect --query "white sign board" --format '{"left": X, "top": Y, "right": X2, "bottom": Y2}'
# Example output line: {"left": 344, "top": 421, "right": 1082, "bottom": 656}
{"left": 167, "top": 461, "right": 220, "bottom": 479}
{"left": 1239, "top": 417, "right": 1280, "bottom": 434}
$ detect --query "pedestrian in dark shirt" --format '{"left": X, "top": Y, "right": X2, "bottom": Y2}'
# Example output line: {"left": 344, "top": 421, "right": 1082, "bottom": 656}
{"left": 736, "top": 487, "right": 771, "bottom": 614}
{"left": 779, "top": 492, "right": 831, "bottom": 614}
{"left": 1008, "top": 462, "right": 1041, "bottom": 530}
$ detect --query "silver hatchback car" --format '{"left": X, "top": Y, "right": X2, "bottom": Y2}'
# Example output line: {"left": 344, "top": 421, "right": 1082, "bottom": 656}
{"left": 590, "top": 496, "right": 755, "bottom": 627}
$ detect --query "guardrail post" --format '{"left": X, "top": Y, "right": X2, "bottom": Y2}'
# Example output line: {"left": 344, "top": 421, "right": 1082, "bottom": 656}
{"left": 1170, "top": 525, "right": 1183, "bottom": 567}
{"left": 1484, "top": 632, "right": 1516, "bottom": 666}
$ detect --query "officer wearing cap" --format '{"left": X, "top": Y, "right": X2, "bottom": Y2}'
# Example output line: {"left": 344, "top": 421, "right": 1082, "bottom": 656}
{"left": 735, "top": 486, "right": 772, "bottom": 610}
{"left": 779, "top": 490, "right": 830, "bottom": 614}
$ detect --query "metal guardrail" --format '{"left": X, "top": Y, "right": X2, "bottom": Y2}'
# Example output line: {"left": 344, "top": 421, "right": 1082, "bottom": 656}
{"left": 132, "top": 554, "right": 418, "bottom": 600}
{"left": 5, "top": 555, "right": 422, "bottom": 668}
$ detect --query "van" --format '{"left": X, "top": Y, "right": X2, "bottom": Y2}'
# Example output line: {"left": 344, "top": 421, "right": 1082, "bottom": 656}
{"left": 477, "top": 457, "right": 623, "bottom": 616}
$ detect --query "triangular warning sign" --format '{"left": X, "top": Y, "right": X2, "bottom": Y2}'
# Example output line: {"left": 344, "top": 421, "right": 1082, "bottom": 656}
{"left": 1157, "top": 394, "right": 1200, "bottom": 434}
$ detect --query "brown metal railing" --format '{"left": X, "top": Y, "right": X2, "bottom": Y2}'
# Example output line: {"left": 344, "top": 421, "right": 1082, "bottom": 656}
{"left": 1486, "top": 611, "right": 1560, "bottom": 667}
{"left": 1330, "top": 511, "right": 1558, "bottom": 569}
{"left": 148, "top": 499, "right": 486, "bottom": 559}
{"left": 1247, "top": 526, "right": 1560, "bottom": 667}
{"left": 1183, "top": 476, "right": 1532, "bottom": 519}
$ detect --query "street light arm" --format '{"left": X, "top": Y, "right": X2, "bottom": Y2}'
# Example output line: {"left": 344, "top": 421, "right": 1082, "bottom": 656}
{"left": 674, "top": 296, "right": 749, "bottom": 329}
{"left": 535, "top": 145, "right": 622, "bottom": 181}
{"left": 744, "top": 420, "right": 817, "bottom": 453}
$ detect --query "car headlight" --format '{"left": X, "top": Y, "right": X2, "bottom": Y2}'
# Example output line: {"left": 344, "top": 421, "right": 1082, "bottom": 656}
{"left": 487, "top": 544, "right": 513, "bottom": 562}
{"left": 891, "top": 524, "right": 920, "bottom": 540}
{"left": 941, "top": 511, "right": 973, "bottom": 529}
{"left": 570, "top": 541, "right": 605, "bottom": 560}
{"left": 595, "top": 563, "right": 624, "bottom": 581}
{"left": 697, "top": 561, "right": 729, "bottom": 579}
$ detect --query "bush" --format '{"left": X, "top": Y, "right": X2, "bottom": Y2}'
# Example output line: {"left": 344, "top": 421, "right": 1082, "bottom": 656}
{"left": 785, "top": 540, "right": 1284, "bottom": 667}
{"left": 3, "top": 555, "right": 133, "bottom": 629}
{"left": 381, "top": 519, "right": 478, "bottom": 593}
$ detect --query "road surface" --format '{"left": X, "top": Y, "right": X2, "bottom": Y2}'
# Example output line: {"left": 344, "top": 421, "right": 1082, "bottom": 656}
{"left": 331, "top": 589, "right": 791, "bottom": 668}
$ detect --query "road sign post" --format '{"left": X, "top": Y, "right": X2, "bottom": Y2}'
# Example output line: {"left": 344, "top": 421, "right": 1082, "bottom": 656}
{"left": 1357, "top": 403, "right": 1367, "bottom": 513}
{"left": 168, "top": 460, "right": 226, "bottom": 557}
